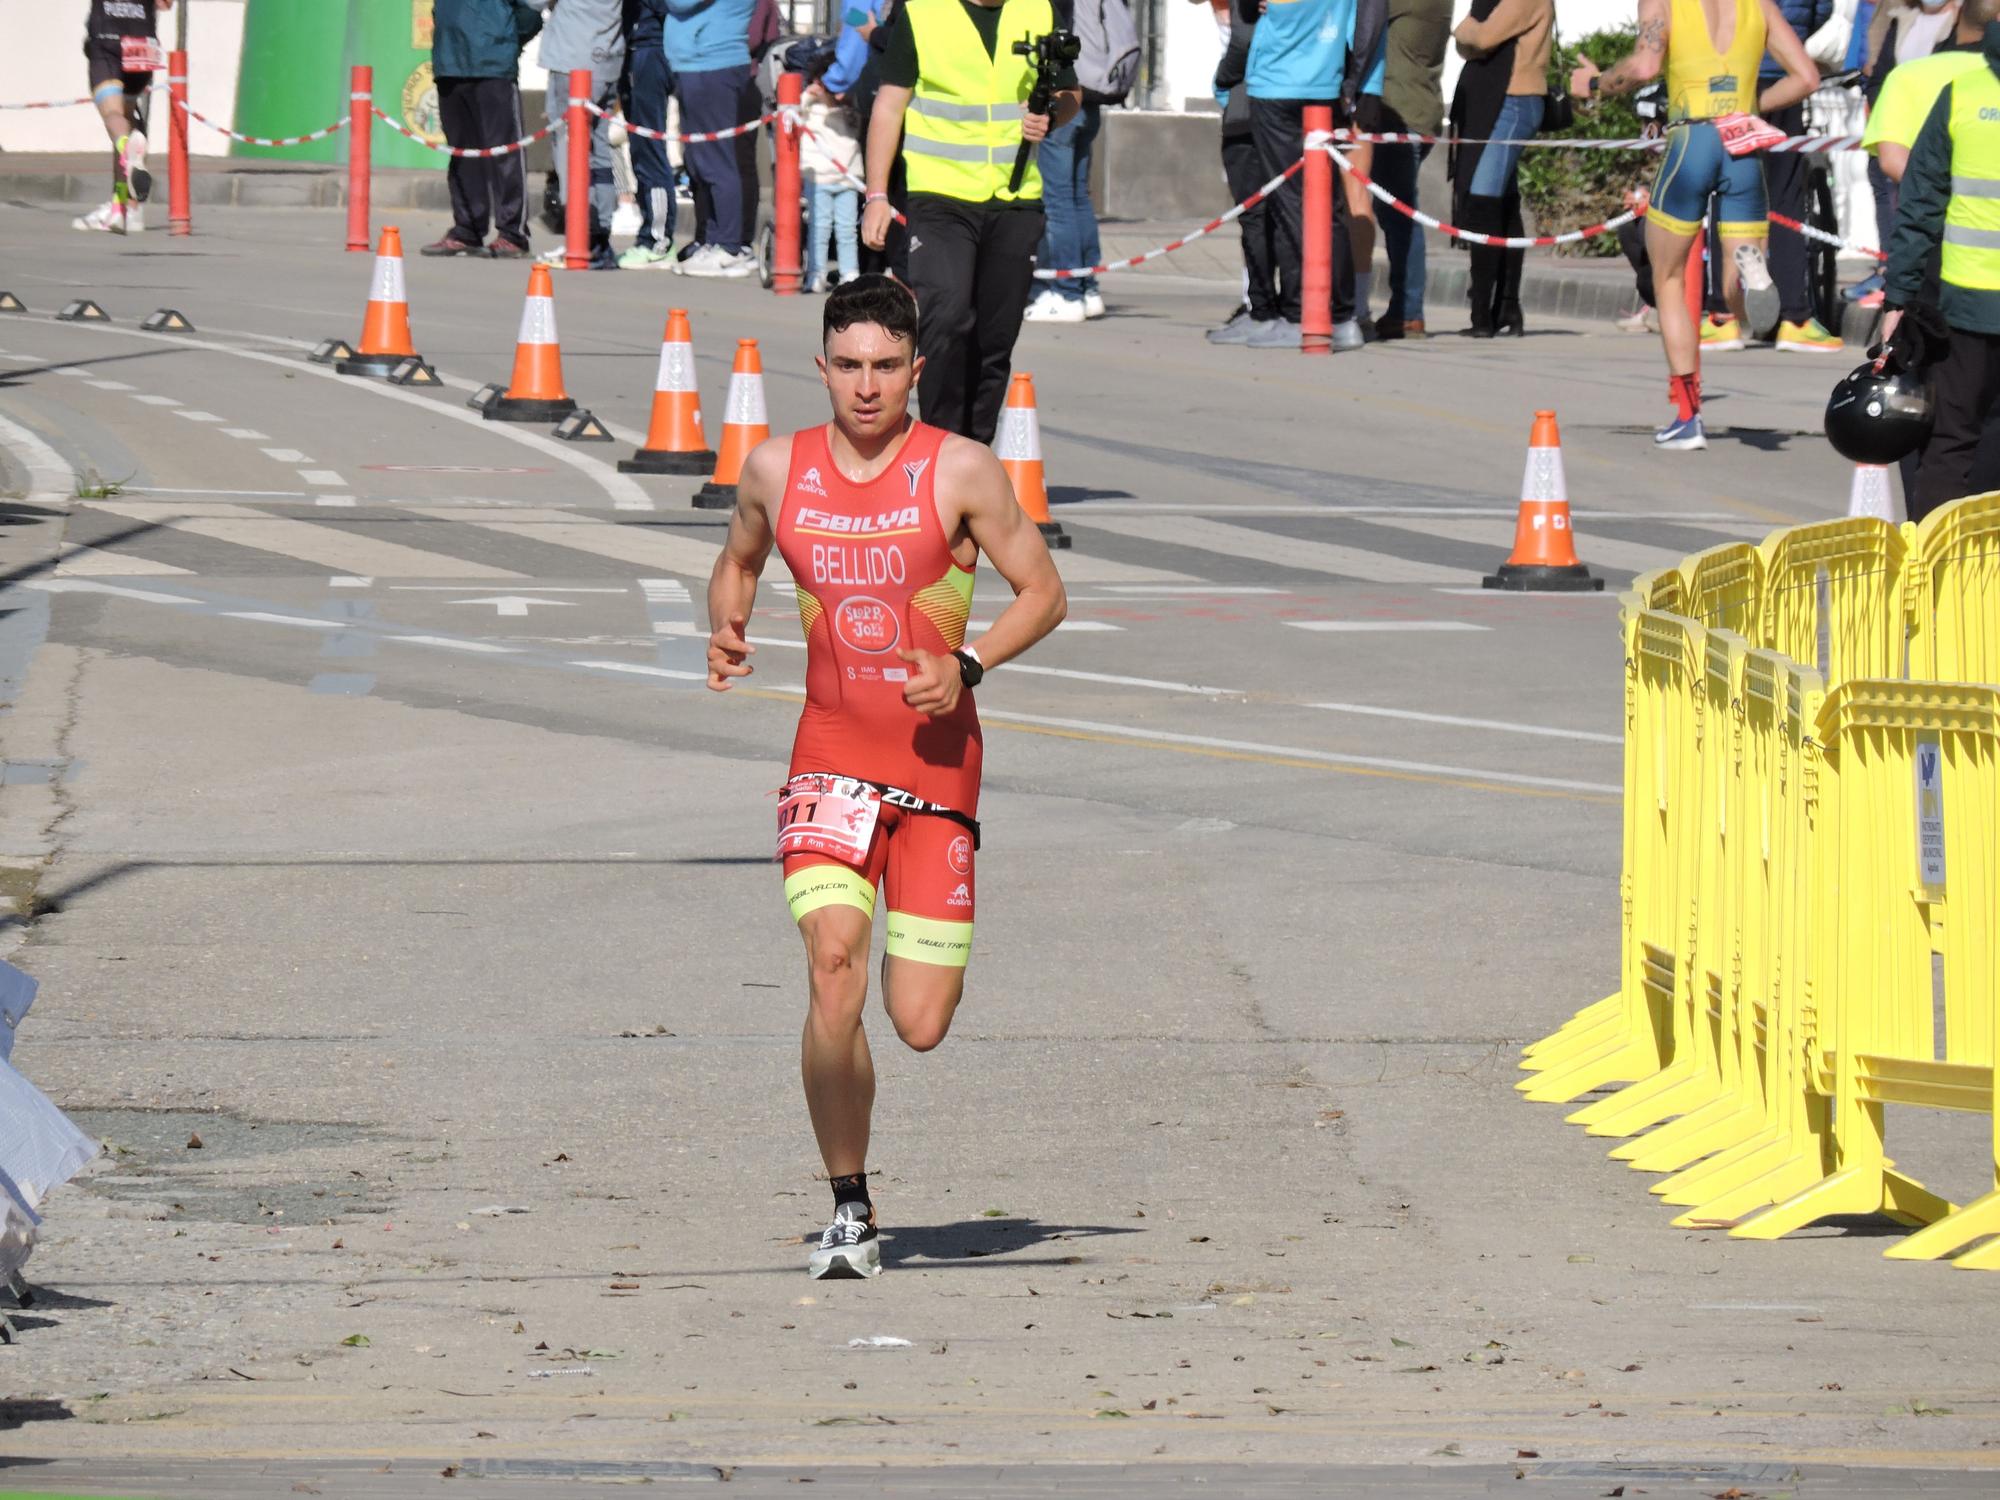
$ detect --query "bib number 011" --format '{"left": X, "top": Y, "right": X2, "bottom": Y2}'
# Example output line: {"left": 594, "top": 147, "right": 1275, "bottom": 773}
{"left": 776, "top": 774, "right": 882, "bottom": 865}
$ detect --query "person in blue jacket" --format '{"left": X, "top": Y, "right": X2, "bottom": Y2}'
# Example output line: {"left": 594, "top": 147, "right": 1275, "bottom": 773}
{"left": 1245, "top": 0, "right": 1387, "bottom": 350}
{"left": 666, "top": 0, "right": 762, "bottom": 276}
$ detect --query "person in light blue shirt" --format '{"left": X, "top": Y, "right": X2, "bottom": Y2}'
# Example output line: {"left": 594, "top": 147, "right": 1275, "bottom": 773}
{"left": 666, "top": 0, "right": 761, "bottom": 274}
{"left": 1242, "top": 0, "right": 1387, "bottom": 350}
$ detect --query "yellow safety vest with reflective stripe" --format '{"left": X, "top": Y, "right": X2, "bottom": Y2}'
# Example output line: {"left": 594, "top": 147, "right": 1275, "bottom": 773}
{"left": 1944, "top": 67, "right": 2000, "bottom": 292}
{"left": 902, "top": 0, "right": 1052, "bottom": 203}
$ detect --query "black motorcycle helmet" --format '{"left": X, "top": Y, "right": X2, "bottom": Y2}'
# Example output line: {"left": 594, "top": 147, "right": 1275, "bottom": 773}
{"left": 1825, "top": 362, "right": 1935, "bottom": 465}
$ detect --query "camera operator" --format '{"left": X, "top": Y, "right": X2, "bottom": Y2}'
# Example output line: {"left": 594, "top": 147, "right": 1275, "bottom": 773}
{"left": 863, "top": 0, "right": 1081, "bottom": 442}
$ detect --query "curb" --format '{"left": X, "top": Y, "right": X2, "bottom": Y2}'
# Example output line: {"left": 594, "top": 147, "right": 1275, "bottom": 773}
{"left": 6, "top": 170, "right": 452, "bottom": 212}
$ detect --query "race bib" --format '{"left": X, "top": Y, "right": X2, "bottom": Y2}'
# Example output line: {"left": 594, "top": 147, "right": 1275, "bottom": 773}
{"left": 121, "top": 35, "right": 165, "bottom": 73}
{"left": 1715, "top": 112, "right": 1785, "bottom": 158}
{"left": 776, "top": 774, "right": 882, "bottom": 865}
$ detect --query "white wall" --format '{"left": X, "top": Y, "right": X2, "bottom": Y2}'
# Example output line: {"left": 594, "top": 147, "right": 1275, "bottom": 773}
{"left": 0, "top": 0, "right": 247, "bottom": 156}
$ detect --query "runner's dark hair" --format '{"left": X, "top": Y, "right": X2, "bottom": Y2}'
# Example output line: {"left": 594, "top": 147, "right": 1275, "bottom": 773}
{"left": 824, "top": 273, "right": 918, "bottom": 348}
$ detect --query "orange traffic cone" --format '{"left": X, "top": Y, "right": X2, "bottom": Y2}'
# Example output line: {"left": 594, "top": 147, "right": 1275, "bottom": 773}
{"left": 335, "top": 226, "right": 425, "bottom": 378}
{"left": 994, "top": 372, "right": 1070, "bottom": 550}
{"left": 481, "top": 263, "right": 577, "bottom": 422}
{"left": 1845, "top": 462, "right": 1900, "bottom": 522}
{"left": 620, "top": 309, "right": 716, "bottom": 475}
{"left": 693, "top": 340, "right": 771, "bottom": 509}
{"left": 1482, "top": 410, "right": 1602, "bottom": 591}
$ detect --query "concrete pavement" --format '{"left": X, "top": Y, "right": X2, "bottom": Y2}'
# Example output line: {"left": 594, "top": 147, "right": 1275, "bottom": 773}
{"left": 0, "top": 202, "right": 1992, "bottom": 1495}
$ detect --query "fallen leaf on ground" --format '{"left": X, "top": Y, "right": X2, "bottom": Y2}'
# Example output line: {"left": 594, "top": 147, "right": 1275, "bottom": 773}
{"left": 340, "top": 1335, "right": 370, "bottom": 1348}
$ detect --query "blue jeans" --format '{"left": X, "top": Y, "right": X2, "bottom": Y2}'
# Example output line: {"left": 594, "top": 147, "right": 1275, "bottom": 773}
{"left": 1036, "top": 102, "right": 1101, "bottom": 302}
{"left": 1467, "top": 93, "right": 1544, "bottom": 198}
{"left": 1373, "top": 140, "right": 1428, "bottom": 322}
{"left": 806, "top": 174, "right": 859, "bottom": 285}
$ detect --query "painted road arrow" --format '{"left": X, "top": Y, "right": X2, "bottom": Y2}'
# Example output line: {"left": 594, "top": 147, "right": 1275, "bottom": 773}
{"left": 451, "top": 595, "right": 582, "bottom": 618}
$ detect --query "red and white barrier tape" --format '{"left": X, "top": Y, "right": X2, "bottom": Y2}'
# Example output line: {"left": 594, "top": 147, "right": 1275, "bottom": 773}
{"left": 1768, "top": 208, "right": 1886, "bottom": 262}
{"left": 0, "top": 96, "right": 96, "bottom": 111}
{"left": 1330, "top": 126, "right": 1863, "bottom": 154}
{"left": 371, "top": 105, "right": 549, "bottom": 157}
{"left": 175, "top": 96, "right": 347, "bottom": 147}
{"left": 1035, "top": 156, "right": 1308, "bottom": 280}
{"left": 583, "top": 98, "right": 773, "bottom": 144}
{"left": 1318, "top": 140, "right": 1635, "bottom": 248}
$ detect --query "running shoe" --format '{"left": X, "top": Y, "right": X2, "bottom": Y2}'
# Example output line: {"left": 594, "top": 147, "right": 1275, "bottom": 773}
{"left": 1843, "top": 270, "right": 1885, "bottom": 302}
{"left": 1614, "top": 306, "right": 1657, "bottom": 333}
{"left": 118, "top": 131, "right": 151, "bottom": 203}
{"left": 1206, "top": 309, "right": 1260, "bottom": 344}
{"left": 489, "top": 236, "right": 530, "bottom": 259}
{"left": 1654, "top": 411, "right": 1708, "bottom": 451}
{"left": 1733, "top": 243, "right": 1778, "bottom": 339}
{"left": 72, "top": 198, "right": 127, "bottom": 234}
{"left": 809, "top": 1203, "right": 881, "bottom": 1279}
{"left": 1774, "top": 317, "right": 1844, "bottom": 353}
{"left": 421, "top": 232, "right": 489, "bottom": 257}
{"left": 1700, "top": 315, "right": 1745, "bottom": 353}
{"left": 619, "top": 242, "right": 674, "bottom": 269}
{"left": 1083, "top": 290, "right": 1106, "bottom": 320}
{"left": 1245, "top": 318, "right": 1302, "bottom": 349}
{"left": 1855, "top": 287, "right": 1884, "bottom": 309}
{"left": 1023, "top": 289, "right": 1086, "bottom": 323}
{"left": 535, "top": 246, "right": 569, "bottom": 267}
{"left": 1331, "top": 318, "right": 1365, "bottom": 352}
{"left": 682, "top": 247, "right": 756, "bottom": 279}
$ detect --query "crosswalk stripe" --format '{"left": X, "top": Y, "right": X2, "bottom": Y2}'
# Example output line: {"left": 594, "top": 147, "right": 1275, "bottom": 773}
{"left": 54, "top": 545, "right": 194, "bottom": 577}
{"left": 424, "top": 511, "right": 728, "bottom": 579}
{"left": 1362, "top": 515, "right": 1690, "bottom": 575}
{"left": 1067, "top": 515, "right": 1464, "bottom": 584}
{"left": 87, "top": 501, "right": 523, "bottom": 579}
{"left": 1049, "top": 549, "right": 1199, "bottom": 585}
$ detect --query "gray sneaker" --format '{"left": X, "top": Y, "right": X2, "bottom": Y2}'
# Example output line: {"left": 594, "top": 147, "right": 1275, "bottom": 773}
{"left": 1332, "top": 318, "right": 1366, "bottom": 352}
{"left": 1245, "top": 318, "right": 1301, "bottom": 349}
{"left": 1207, "top": 312, "right": 1272, "bottom": 345}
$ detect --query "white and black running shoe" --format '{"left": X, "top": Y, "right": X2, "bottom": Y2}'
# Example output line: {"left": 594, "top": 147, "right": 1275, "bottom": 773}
{"left": 808, "top": 1202, "right": 881, "bottom": 1279}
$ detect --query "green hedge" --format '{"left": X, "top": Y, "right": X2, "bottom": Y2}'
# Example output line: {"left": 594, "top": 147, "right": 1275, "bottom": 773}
{"left": 1519, "top": 27, "right": 1648, "bottom": 257}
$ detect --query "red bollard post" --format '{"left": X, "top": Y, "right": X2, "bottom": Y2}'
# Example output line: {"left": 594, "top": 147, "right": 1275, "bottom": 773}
{"left": 1300, "top": 104, "right": 1333, "bottom": 355}
{"left": 565, "top": 68, "right": 592, "bottom": 271}
{"left": 1683, "top": 228, "right": 1705, "bottom": 379}
{"left": 773, "top": 73, "right": 803, "bottom": 296}
{"left": 167, "top": 49, "right": 191, "bottom": 237}
{"left": 346, "top": 65, "right": 372, "bottom": 252}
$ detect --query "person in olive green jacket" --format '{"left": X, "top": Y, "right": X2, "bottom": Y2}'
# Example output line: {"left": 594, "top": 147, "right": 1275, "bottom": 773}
{"left": 1882, "top": 20, "right": 2000, "bottom": 519}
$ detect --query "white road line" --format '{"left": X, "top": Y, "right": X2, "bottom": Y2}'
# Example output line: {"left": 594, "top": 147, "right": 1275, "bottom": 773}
{"left": 1286, "top": 620, "right": 1489, "bottom": 633}
{"left": 415, "top": 509, "right": 729, "bottom": 580}
{"left": 131, "top": 393, "right": 179, "bottom": 406}
{"left": 85, "top": 379, "right": 133, "bottom": 391}
{"left": 298, "top": 469, "right": 347, "bottom": 486}
{"left": 131, "top": 486, "right": 302, "bottom": 497}
{"left": 1363, "top": 514, "right": 1693, "bottom": 575}
{"left": 973, "top": 708, "right": 1621, "bottom": 794}
{"left": 1059, "top": 503, "right": 1761, "bottom": 521}
{"left": 173, "top": 410, "right": 224, "bottom": 422}
{"left": 1069, "top": 514, "right": 1465, "bottom": 585}
{"left": 330, "top": 576, "right": 373, "bottom": 588}
{"left": 0, "top": 407, "right": 76, "bottom": 502}
{"left": 53, "top": 367, "right": 91, "bottom": 378}
{"left": 54, "top": 545, "right": 194, "bottom": 577}
{"left": 1050, "top": 549, "right": 1201, "bottom": 585}
{"left": 86, "top": 501, "right": 523, "bottom": 579}
{"left": 24, "top": 580, "right": 198, "bottom": 605}
{"left": 387, "top": 635, "right": 522, "bottom": 654}
{"left": 222, "top": 611, "right": 345, "bottom": 630}
{"left": 261, "top": 447, "right": 310, "bottom": 463}
{"left": 999, "top": 663, "right": 1233, "bottom": 695}
{"left": 315, "top": 495, "right": 358, "bottom": 508}
{"left": 968, "top": 618, "right": 1122, "bottom": 633}
{"left": 1434, "top": 586, "right": 1621, "bottom": 599}
{"left": 220, "top": 428, "right": 271, "bottom": 441}
{"left": 570, "top": 659, "right": 707, "bottom": 681}
{"left": 1307, "top": 701, "right": 1623, "bottom": 744}
{"left": 1098, "top": 584, "right": 1286, "bottom": 595}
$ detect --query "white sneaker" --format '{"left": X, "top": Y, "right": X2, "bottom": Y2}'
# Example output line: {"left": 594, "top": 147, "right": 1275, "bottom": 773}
{"left": 535, "top": 246, "right": 568, "bottom": 267}
{"left": 1024, "top": 289, "right": 1086, "bottom": 323}
{"left": 1082, "top": 290, "right": 1106, "bottom": 319}
{"left": 683, "top": 247, "right": 756, "bottom": 279}
{"left": 808, "top": 1203, "right": 881, "bottom": 1279}
{"left": 124, "top": 200, "right": 144, "bottom": 234}
{"left": 72, "top": 198, "right": 126, "bottom": 234}
{"left": 119, "top": 131, "right": 151, "bottom": 202}
{"left": 669, "top": 243, "right": 723, "bottom": 275}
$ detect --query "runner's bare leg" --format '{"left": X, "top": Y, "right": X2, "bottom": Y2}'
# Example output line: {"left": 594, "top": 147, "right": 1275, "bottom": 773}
{"left": 1646, "top": 218, "right": 1700, "bottom": 374}
{"left": 882, "top": 958, "right": 966, "bottom": 1054}
{"left": 799, "top": 904, "right": 877, "bottom": 1179}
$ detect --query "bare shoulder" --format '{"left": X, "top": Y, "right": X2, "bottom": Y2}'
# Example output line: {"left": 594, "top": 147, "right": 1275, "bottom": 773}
{"left": 737, "top": 434, "right": 795, "bottom": 508}
{"left": 935, "top": 431, "right": 1009, "bottom": 499}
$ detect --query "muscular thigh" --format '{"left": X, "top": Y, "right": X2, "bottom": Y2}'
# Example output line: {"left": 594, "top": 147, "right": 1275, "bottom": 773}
{"left": 880, "top": 809, "right": 975, "bottom": 971}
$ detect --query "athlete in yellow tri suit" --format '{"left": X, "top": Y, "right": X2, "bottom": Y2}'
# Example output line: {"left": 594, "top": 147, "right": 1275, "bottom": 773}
{"left": 1571, "top": 0, "right": 1818, "bottom": 449}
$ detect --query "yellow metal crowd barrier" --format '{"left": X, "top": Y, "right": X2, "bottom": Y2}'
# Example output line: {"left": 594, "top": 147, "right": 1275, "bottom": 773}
{"left": 1521, "top": 500, "right": 2000, "bottom": 1269}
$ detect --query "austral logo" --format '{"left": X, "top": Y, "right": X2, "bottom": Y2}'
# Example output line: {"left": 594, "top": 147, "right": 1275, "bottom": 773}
{"left": 798, "top": 466, "right": 828, "bottom": 496}
{"left": 795, "top": 504, "right": 920, "bottom": 535}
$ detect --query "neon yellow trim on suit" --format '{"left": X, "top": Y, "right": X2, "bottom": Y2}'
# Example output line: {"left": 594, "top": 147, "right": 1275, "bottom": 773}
{"left": 786, "top": 863, "right": 877, "bottom": 922}
{"left": 885, "top": 910, "right": 973, "bottom": 967}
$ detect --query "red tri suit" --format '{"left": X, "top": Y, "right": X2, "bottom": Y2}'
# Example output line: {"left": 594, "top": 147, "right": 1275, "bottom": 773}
{"left": 774, "top": 421, "right": 982, "bottom": 968}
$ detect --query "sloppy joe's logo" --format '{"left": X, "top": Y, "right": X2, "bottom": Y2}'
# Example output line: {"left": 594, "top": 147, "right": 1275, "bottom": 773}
{"left": 835, "top": 596, "right": 899, "bottom": 654}
{"left": 947, "top": 835, "right": 972, "bottom": 876}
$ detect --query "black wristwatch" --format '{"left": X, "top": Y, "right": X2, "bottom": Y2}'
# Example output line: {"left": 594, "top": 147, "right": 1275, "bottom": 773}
{"left": 952, "top": 648, "right": 985, "bottom": 690}
{"left": 1588, "top": 74, "right": 1602, "bottom": 96}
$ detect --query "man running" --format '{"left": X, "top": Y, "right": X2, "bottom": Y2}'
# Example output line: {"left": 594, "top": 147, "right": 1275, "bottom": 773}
{"left": 77, "top": 0, "right": 173, "bottom": 235}
{"left": 706, "top": 274, "right": 1067, "bottom": 1279}
{"left": 1571, "top": 0, "right": 1817, "bottom": 449}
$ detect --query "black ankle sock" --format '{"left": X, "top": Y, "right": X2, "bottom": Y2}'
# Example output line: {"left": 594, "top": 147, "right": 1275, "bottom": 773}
{"left": 829, "top": 1172, "right": 871, "bottom": 1216}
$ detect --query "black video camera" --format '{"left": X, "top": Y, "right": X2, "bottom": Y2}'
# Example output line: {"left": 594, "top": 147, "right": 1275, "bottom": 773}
{"left": 1006, "top": 28, "right": 1081, "bottom": 193}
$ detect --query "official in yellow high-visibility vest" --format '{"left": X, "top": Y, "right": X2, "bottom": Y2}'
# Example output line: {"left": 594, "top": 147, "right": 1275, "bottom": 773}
{"left": 862, "top": 0, "right": 1080, "bottom": 443}
{"left": 1883, "top": 20, "right": 2000, "bottom": 520}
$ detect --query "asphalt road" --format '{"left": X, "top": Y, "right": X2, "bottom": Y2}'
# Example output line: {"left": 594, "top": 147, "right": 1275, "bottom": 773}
{"left": 0, "top": 203, "right": 1995, "bottom": 1495}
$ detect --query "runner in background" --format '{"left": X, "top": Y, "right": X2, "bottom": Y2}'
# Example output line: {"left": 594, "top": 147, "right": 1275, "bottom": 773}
{"left": 76, "top": 0, "right": 173, "bottom": 235}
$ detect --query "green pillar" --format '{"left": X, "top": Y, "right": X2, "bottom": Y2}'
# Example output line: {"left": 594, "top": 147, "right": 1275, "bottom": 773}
{"left": 230, "top": 0, "right": 353, "bottom": 162}
{"left": 345, "top": 0, "right": 448, "bottom": 171}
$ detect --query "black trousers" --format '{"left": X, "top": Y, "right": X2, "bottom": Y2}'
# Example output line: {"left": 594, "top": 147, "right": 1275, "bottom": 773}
{"left": 437, "top": 76, "right": 529, "bottom": 247}
{"left": 1912, "top": 327, "right": 2000, "bottom": 524}
{"left": 1762, "top": 101, "right": 1813, "bottom": 324}
{"left": 1249, "top": 98, "right": 1355, "bottom": 326}
{"left": 1223, "top": 130, "right": 1280, "bottom": 321}
{"left": 904, "top": 195, "right": 1044, "bottom": 444}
